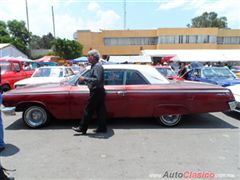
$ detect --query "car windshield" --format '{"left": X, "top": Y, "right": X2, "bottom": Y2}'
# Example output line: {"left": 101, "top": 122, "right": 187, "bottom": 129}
{"left": 64, "top": 69, "right": 88, "bottom": 85}
{"left": 32, "top": 67, "right": 64, "bottom": 77}
{"left": 202, "top": 67, "right": 236, "bottom": 79}
{"left": 0, "top": 61, "right": 11, "bottom": 73}
{"left": 213, "top": 67, "right": 236, "bottom": 79}
{"left": 156, "top": 67, "right": 176, "bottom": 77}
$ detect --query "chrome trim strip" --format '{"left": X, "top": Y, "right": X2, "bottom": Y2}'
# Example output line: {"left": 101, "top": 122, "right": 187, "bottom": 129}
{"left": 3, "top": 89, "right": 230, "bottom": 96}
{"left": 4, "top": 92, "right": 69, "bottom": 96}
{"left": 125, "top": 89, "right": 230, "bottom": 93}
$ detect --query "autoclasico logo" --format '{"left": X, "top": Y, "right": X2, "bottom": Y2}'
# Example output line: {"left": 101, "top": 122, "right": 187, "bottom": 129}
{"left": 161, "top": 171, "right": 215, "bottom": 179}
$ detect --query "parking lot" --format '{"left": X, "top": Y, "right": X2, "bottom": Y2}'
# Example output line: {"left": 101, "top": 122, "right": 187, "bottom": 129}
{"left": 0, "top": 112, "right": 239, "bottom": 180}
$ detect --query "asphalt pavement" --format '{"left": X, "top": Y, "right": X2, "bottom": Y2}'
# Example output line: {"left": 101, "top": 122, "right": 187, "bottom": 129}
{"left": 0, "top": 112, "right": 239, "bottom": 180}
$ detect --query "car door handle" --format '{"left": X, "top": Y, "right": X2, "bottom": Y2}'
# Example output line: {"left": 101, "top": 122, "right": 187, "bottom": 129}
{"left": 116, "top": 91, "right": 125, "bottom": 96}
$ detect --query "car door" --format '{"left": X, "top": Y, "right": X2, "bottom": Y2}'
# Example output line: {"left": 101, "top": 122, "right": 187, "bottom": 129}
{"left": 104, "top": 69, "right": 128, "bottom": 117}
{"left": 124, "top": 70, "right": 154, "bottom": 117}
{"left": 10, "top": 62, "right": 25, "bottom": 88}
{"left": 69, "top": 69, "right": 128, "bottom": 119}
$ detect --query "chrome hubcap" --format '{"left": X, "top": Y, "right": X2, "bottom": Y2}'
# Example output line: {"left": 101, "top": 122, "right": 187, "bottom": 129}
{"left": 25, "top": 107, "right": 47, "bottom": 127}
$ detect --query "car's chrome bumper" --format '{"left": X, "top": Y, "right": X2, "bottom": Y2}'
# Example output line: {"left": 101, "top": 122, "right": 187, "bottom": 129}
{"left": 232, "top": 101, "right": 240, "bottom": 113}
{"left": 1, "top": 107, "right": 16, "bottom": 116}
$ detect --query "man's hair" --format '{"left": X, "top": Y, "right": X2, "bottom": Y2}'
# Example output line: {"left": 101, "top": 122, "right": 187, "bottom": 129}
{"left": 88, "top": 49, "right": 100, "bottom": 61}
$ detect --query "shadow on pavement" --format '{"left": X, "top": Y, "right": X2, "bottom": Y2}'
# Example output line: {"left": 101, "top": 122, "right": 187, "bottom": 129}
{"left": 0, "top": 144, "right": 20, "bottom": 157}
{"left": 224, "top": 111, "right": 240, "bottom": 120}
{"left": 5, "top": 113, "right": 238, "bottom": 130}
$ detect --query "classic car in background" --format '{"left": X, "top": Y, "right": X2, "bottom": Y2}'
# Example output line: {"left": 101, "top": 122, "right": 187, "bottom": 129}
{"left": 154, "top": 65, "right": 183, "bottom": 80}
{"left": 227, "top": 84, "right": 240, "bottom": 113}
{"left": 187, "top": 67, "right": 240, "bottom": 87}
{"left": 230, "top": 66, "right": 240, "bottom": 78}
{"left": 2, "top": 65, "right": 237, "bottom": 128}
{"left": 14, "top": 66, "right": 75, "bottom": 88}
{"left": 0, "top": 59, "right": 35, "bottom": 92}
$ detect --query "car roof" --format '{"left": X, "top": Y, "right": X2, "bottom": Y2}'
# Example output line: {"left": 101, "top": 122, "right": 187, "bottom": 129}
{"left": 86, "top": 64, "right": 169, "bottom": 84}
{"left": 38, "top": 66, "right": 69, "bottom": 69}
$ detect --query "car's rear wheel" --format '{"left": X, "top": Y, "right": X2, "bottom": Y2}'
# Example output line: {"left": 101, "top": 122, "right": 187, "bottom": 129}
{"left": 23, "top": 106, "right": 49, "bottom": 128}
{"left": 157, "top": 114, "right": 181, "bottom": 127}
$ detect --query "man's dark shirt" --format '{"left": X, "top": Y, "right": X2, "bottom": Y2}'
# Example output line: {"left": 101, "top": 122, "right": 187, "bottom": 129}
{"left": 84, "top": 62, "right": 104, "bottom": 91}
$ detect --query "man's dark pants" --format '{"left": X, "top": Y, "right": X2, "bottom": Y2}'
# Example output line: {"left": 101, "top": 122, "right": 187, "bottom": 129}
{"left": 80, "top": 88, "right": 106, "bottom": 131}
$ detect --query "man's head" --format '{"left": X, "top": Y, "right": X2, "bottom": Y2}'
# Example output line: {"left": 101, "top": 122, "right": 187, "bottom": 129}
{"left": 87, "top": 49, "right": 100, "bottom": 64}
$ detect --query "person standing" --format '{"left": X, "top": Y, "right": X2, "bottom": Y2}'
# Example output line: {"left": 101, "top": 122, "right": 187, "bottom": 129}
{"left": 72, "top": 49, "right": 107, "bottom": 135}
{"left": 0, "top": 67, "right": 5, "bottom": 152}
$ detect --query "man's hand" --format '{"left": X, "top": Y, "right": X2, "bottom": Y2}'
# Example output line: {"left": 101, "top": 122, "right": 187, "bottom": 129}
{"left": 79, "top": 76, "right": 85, "bottom": 82}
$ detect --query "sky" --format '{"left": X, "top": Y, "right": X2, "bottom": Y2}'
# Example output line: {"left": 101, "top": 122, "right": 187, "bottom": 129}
{"left": 0, "top": 0, "right": 240, "bottom": 40}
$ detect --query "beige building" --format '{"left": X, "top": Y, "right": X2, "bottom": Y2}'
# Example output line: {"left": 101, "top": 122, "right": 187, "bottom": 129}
{"left": 74, "top": 28, "right": 240, "bottom": 58}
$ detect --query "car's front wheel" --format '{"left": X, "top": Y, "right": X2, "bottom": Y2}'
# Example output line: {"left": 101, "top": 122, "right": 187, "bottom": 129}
{"left": 157, "top": 114, "right": 181, "bottom": 127}
{"left": 23, "top": 106, "right": 49, "bottom": 128}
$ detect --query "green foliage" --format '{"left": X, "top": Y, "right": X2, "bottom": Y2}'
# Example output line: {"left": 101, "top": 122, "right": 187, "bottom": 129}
{"left": 190, "top": 12, "right": 228, "bottom": 28}
{"left": 31, "top": 51, "right": 56, "bottom": 60}
{"left": 30, "top": 35, "right": 41, "bottom": 49}
{"left": 40, "top": 33, "right": 55, "bottom": 49}
{"left": 1, "top": 19, "right": 83, "bottom": 59}
{"left": 52, "top": 38, "right": 83, "bottom": 59}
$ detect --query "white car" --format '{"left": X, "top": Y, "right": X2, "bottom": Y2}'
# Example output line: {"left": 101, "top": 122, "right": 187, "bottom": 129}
{"left": 227, "top": 84, "right": 240, "bottom": 113}
{"left": 14, "top": 66, "right": 75, "bottom": 88}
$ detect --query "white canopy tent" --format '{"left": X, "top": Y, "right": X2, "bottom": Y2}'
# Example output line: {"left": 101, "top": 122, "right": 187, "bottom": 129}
{"left": 141, "top": 49, "right": 240, "bottom": 62}
{"left": 109, "top": 55, "right": 152, "bottom": 63}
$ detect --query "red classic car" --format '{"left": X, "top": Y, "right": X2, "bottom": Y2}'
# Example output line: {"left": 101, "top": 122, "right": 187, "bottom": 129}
{"left": 0, "top": 59, "right": 35, "bottom": 92}
{"left": 154, "top": 65, "right": 184, "bottom": 80}
{"left": 2, "top": 64, "right": 237, "bottom": 128}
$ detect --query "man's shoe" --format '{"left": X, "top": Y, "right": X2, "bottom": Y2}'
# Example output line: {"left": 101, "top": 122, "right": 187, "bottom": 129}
{"left": 72, "top": 126, "right": 87, "bottom": 135}
{"left": 93, "top": 128, "right": 107, "bottom": 133}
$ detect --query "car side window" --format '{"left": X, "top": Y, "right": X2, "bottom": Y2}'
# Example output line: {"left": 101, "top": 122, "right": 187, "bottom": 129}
{"left": 104, "top": 70, "right": 124, "bottom": 85}
{"left": 13, "top": 63, "right": 20, "bottom": 72}
{"left": 78, "top": 70, "right": 90, "bottom": 85}
{"left": 65, "top": 68, "right": 74, "bottom": 77}
{"left": 126, "top": 71, "right": 147, "bottom": 85}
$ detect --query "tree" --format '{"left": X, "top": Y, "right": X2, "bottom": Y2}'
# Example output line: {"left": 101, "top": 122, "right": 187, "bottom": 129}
{"left": 7, "top": 20, "right": 31, "bottom": 55}
{"left": 30, "top": 35, "right": 41, "bottom": 49}
{"left": 52, "top": 38, "right": 83, "bottom": 59}
{"left": 0, "top": 21, "right": 11, "bottom": 43}
{"left": 189, "top": 12, "right": 228, "bottom": 28}
{"left": 39, "top": 33, "right": 55, "bottom": 49}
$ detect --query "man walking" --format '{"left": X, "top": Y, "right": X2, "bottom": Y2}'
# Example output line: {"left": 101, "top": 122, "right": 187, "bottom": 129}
{"left": 72, "top": 49, "right": 107, "bottom": 135}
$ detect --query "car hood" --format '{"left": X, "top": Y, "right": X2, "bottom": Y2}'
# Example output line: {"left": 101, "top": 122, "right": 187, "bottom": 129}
{"left": 15, "top": 77, "right": 65, "bottom": 86}
{"left": 5, "top": 83, "right": 69, "bottom": 95}
{"left": 209, "top": 78, "right": 240, "bottom": 87}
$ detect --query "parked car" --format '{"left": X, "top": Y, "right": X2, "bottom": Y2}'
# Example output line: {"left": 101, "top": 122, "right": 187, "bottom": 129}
{"left": 155, "top": 66, "right": 183, "bottom": 80}
{"left": 14, "top": 66, "right": 75, "bottom": 88}
{"left": 2, "top": 64, "right": 237, "bottom": 128}
{"left": 187, "top": 66, "right": 240, "bottom": 87}
{"left": 230, "top": 66, "right": 240, "bottom": 78}
{"left": 0, "top": 59, "right": 34, "bottom": 92}
{"left": 227, "top": 84, "right": 240, "bottom": 113}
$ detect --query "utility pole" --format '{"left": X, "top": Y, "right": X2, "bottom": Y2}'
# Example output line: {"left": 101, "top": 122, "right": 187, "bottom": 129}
{"left": 124, "top": 0, "right": 126, "bottom": 29}
{"left": 52, "top": 6, "right": 56, "bottom": 38}
{"left": 25, "top": 0, "right": 30, "bottom": 32}
{"left": 25, "top": 0, "right": 31, "bottom": 57}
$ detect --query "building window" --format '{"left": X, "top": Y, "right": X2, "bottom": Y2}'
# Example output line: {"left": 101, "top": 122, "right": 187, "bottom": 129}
{"left": 217, "top": 36, "right": 240, "bottom": 44}
{"left": 104, "top": 37, "right": 158, "bottom": 46}
{"left": 158, "top": 35, "right": 218, "bottom": 44}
